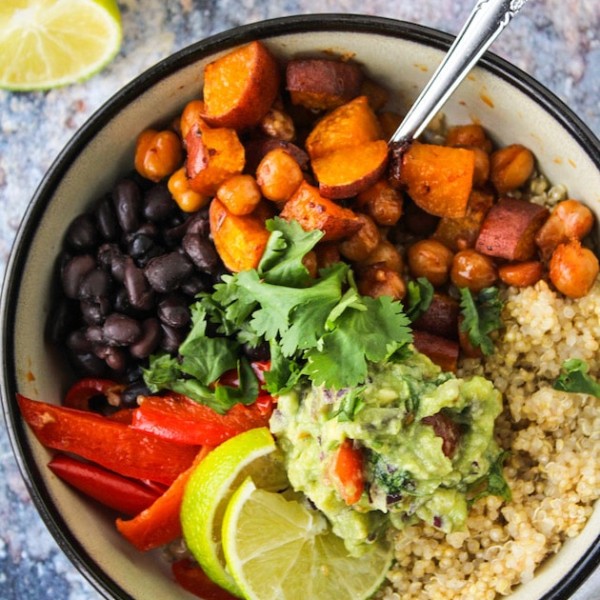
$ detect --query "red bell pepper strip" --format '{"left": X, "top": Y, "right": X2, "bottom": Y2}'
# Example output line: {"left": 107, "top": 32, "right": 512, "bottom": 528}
{"left": 130, "top": 393, "right": 275, "bottom": 447}
{"left": 172, "top": 559, "right": 238, "bottom": 600}
{"left": 116, "top": 446, "right": 212, "bottom": 551}
{"left": 48, "top": 454, "right": 162, "bottom": 516}
{"left": 17, "top": 394, "right": 199, "bottom": 485}
{"left": 331, "top": 438, "right": 365, "bottom": 505}
{"left": 63, "top": 378, "right": 126, "bottom": 410}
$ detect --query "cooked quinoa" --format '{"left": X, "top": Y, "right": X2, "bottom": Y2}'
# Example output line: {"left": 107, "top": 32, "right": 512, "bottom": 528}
{"left": 377, "top": 277, "right": 600, "bottom": 600}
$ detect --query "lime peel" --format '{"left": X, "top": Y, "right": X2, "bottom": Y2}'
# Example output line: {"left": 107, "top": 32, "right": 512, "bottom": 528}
{"left": 181, "top": 427, "right": 285, "bottom": 598}
{"left": 222, "top": 477, "right": 394, "bottom": 600}
{"left": 0, "top": 0, "right": 122, "bottom": 91}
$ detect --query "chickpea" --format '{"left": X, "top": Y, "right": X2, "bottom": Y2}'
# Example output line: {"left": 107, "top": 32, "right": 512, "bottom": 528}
{"left": 498, "top": 261, "right": 544, "bottom": 288}
{"left": 356, "top": 180, "right": 403, "bottom": 226}
{"left": 404, "top": 201, "right": 440, "bottom": 237}
{"left": 359, "top": 240, "right": 404, "bottom": 272}
{"left": 135, "top": 129, "right": 183, "bottom": 182}
{"left": 260, "top": 107, "right": 296, "bottom": 141}
{"left": 470, "top": 146, "right": 490, "bottom": 187}
{"left": 216, "top": 174, "right": 262, "bottom": 216}
{"left": 445, "top": 124, "right": 492, "bottom": 153}
{"left": 357, "top": 264, "right": 406, "bottom": 301}
{"left": 451, "top": 249, "right": 497, "bottom": 292}
{"left": 168, "top": 167, "right": 209, "bottom": 212}
{"left": 407, "top": 239, "right": 454, "bottom": 287}
{"left": 339, "top": 214, "right": 381, "bottom": 262}
{"left": 256, "top": 148, "right": 304, "bottom": 202}
{"left": 490, "top": 144, "right": 535, "bottom": 194}
{"left": 535, "top": 199, "right": 594, "bottom": 259}
{"left": 180, "top": 100, "right": 206, "bottom": 141}
{"left": 549, "top": 240, "right": 599, "bottom": 298}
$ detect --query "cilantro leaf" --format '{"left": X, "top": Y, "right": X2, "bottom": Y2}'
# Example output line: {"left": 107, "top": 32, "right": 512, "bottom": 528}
{"left": 405, "top": 277, "right": 434, "bottom": 321}
{"left": 331, "top": 388, "right": 366, "bottom": 422}
{"left": 214, "top": 358, "right": 259, "bottom": 407}
{"left": 258, "top": 217, "right": 323, "bottom": 286}
{"left": 263, "top": 339, "right": 303, "bottom": 395}
{"left": 304, "top": 293, "right": 412, "bottom": 389}
{"left": 553, "top": 359, "right": 600, "bottom": 397}
{"left": 459, "top": 287, "right": 504, "bottom": 355}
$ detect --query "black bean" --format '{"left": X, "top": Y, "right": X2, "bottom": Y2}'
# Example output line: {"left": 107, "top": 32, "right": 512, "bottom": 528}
{"left": 124, "top": 257, "right": 155, "bottom": 310}
{"left": 158, "top": 294, "right": 191, "bottom": 328}
{"left": 66, "top": 328, "right": 94, "bottom": 353}
{"left": 124, "top": 364, "right": 144, "bottom": 384}
{"left": 85, "top": 325, "right": 104, "bottom": 343}
{"left": 94, "top": 345, "right": 128, "bottom": 373}
{"left": 102, "top": 313, "right": 143, "bottom": 346}
{"left": 160, "top": 323, "right": 187, "bottom": 354}
{"left": 61, "top": 254, "right": 96, "bottom": 299}
{"left": 94, "top": 195, "right": 119, "bottom": 241}
{"left": 65, "top": 214, "right": 99, "bottom": 252}
{"left": 69, "top": 351, "right": 107, "bottom": 377}
{"left": 143, "top": 184, "right": 175, "bottom": 222}
{"left": 112, "top": 179, "right": 142, "bottom": 233}
{"left": 184, "top": 211, "right": 210, "bottom": 237}
{"left": 80, "top": 298, "right": 111, "bottom": 325}
{"left": 46, "top": 298, "right": 79, "bottom": 344}
{"left": 128, "top": 233, "right": 156, "bottom": 260}
{"left": 180, "top": 273, "right": 212, "bottom": 297}
{"left": 129, "top": 317, "right": 162, "bottom": 359}
{"left": 120, "top": 380, "right": 152, "bottom": 408}
{"left": 78, "top": 269, "right": 112, "bottom": 300}
{"left": 144, "top": 252, "right": 193, "bottom": 293}
{"left": 182, "top": 232, "right": 219, "bottom": 273}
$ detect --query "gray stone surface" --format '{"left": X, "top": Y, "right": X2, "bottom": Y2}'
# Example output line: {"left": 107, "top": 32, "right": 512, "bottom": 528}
{"left": 0, "top": 1, "right": 598, "bottom": 598}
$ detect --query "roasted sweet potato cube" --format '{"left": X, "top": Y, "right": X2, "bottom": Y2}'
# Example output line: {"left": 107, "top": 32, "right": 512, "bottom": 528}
{"left": 202, "top": 41, "right": 280, "bottom": 130}
{"left": 305, "top": 96, "right": 382, "bottom": 159}
{"left": 280, "top": 181, "right": 363, "bottom": 241}
{"left": 209, "top": 199, "right": 271, "bottom": 272}
{"left": 396, "top": 143, "right": 475, "bottom": 218}
{"left": 433, "top": 190, "right": 494, "bottom": 251}
{"left": 475, "top": 197, "right": 549, "bottom": 261}
{"left": 412, "top": 293, "right": 460, "bottom": 340}
{"left": 185, "top": 125, "right": 245, "bottom": 196}
{"left": 286, "top": 58, "right": 364, "bottom": 111}
{"left": 413, "top": 330, "right": 459, "bottom": 373}
{"left": 311, "top": 140, "right": 389, "bottom": 200}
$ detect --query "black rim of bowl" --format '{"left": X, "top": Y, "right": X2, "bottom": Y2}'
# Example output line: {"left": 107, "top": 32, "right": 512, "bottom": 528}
{"left": 2, "top": 13, "right": 599, "bottom": 600}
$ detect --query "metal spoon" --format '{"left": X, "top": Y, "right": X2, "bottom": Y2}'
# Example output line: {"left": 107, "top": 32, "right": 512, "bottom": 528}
{"left": 389, "top": 0, "right": 529, "bottom": 147}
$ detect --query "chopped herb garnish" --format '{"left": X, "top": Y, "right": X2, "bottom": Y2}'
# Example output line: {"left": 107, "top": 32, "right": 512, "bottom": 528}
{"left": 144, "top": 218, "right": 413, "bottom": 410}
{"left": 467, "top": 451, "right": 512, "bottom": 505}
{"left": 405, "top": 277, "right": 434, "bottom": 321}
{"left": 459, "top": 286, "right": 504, "bottom": 355}
{"left": 553, "top": 358, "right": 600, "bottom": 397}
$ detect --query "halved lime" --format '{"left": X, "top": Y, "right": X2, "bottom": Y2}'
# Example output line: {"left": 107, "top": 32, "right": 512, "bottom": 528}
{"left": 180, "top": 427, "right": 288, "bottom": 597}
{"left": 0, "top": 0, "right": 122, "bottom": 91}
{"left": 222, "top": 477, "right": 394, "bottom": 600}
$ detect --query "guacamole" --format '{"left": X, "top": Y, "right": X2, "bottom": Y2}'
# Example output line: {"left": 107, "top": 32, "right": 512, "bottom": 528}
{"left": 269, "top": 351, "right": 505, "bottom": 555}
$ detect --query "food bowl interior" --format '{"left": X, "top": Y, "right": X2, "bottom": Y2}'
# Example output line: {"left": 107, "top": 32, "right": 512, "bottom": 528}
{"left": 2, "top": 15, "right": 600, "bottom": 600}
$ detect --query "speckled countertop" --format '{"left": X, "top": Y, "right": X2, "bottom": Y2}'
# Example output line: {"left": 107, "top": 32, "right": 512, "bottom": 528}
{"left": 1, "top": 1, "right": 599, "bottom": 599}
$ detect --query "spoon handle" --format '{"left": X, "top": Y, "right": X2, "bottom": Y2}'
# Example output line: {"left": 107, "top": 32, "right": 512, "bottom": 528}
{"left": 389, "top": 0, "right": 529, "bottom": 144}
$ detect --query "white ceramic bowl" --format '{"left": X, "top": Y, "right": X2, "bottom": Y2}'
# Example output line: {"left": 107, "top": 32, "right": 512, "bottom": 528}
{"left": 2, "top": 14, "right": 600, "bottom": 600}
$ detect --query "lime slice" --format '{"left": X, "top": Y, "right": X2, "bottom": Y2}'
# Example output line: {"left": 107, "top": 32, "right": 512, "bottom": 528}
{"left": 0, "top": 0, "right": 122, "bottom": 91}
{"left": 181, "top": 427, "right": 288, "bottom": 597}
{"left": 222, "top": 477, "right": 394, "bottom": 600}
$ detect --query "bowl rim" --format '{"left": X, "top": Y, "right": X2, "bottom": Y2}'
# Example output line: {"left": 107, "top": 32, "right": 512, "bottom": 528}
{"left": 2, "top": 13, "right": 599, "bottom": 600}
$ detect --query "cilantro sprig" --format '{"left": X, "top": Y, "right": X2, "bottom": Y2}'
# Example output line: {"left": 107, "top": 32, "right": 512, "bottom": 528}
{"left": 144, "top": 218, "right": 413, "bottom": 411}
{"left": 553, "top": 359, "right": 600, "bottom": 397}
{"left": 459, "top": 287, "right": 504, "bottom": 356}
{"left": 405, "top": 277, "right": 434, "bottom": 321}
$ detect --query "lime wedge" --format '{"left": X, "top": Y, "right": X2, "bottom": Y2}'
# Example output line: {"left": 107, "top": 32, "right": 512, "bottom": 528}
{"left": 0, "top": 0, "right": 122, "bottom": 91}
{"left": 222, "top": 477, "right": 394, "bottom": 600}
{"left": 181, "top": 427, "right": 288, "bottom": 597}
